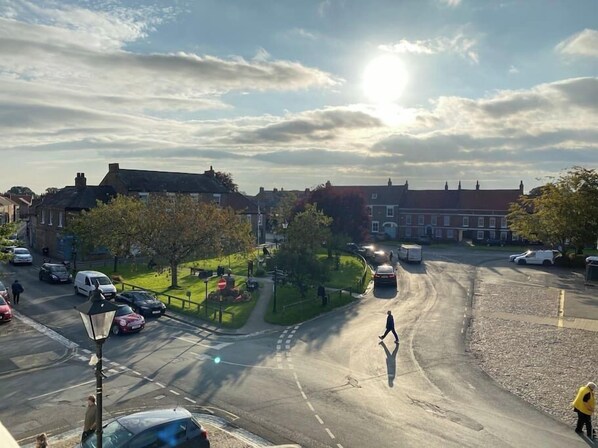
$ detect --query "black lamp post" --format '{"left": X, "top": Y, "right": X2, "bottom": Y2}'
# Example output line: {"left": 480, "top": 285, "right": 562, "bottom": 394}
{"left": 75, "top": 286, "right": 119, "bottom": 448}
{"left": 204, "top": 279, "right": 209, "bottom": 318}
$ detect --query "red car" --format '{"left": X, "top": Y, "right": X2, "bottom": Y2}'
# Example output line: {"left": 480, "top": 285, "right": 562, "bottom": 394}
{"left": 111, "top": 305, "right": 145, "bottom": 335}
{"left": 0, "top": 296, "right": 12, "bottom": 323}
{"left": 0, "top": 281, "right": 9, "bottom": 302}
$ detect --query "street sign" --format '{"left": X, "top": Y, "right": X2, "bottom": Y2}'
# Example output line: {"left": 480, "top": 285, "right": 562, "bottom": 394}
{"left": 217, "top": 278, "right": 227, "bottom": 290}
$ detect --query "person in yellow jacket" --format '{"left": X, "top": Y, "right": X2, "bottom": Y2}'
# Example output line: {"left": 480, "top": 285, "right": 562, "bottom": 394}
{"left": 572, "top": 382, "right": 596, "bottom": 438}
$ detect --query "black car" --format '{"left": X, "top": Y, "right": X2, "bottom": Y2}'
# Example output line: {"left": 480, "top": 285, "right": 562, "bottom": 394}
{"left": 373, "top": 264, "right": 397, "bottom": 287}
{"left": 115, "top": 290, "right": 166, "bottom": 317}
{"left": 80, "top": 407, "right": 210, "bottom": 448}
{"left": 39, "top": 263, "right": 73, "bottom": 283}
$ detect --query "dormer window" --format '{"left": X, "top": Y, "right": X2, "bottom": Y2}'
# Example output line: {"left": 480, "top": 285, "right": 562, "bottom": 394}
{"left": 371, "top": 193, "right": 377, "bottom": 199}
{"left": 213, "top": 193, "right": 221, "bottom": 205}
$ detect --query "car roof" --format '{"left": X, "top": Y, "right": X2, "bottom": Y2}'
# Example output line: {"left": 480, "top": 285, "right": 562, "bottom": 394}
{"left": 376, "top": 265, "right": 394, "bottom": 273}
{"left": 43, "top": 263, "right": 67, "bottom": 268}
{"left": 116, "top": 408, "right": 192, "bottom": 434}
{"left": 76, "top": 270, "right": 107, "bottom": 276}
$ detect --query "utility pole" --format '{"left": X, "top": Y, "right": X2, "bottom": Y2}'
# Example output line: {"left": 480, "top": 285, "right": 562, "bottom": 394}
{"left": 272, "top": 266, "right": 277, "bottom": 314}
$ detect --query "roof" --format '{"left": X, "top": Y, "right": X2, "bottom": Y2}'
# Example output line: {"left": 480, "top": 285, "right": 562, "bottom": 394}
{"left": 109, "top": 168, "right": 229, "bottom": 194}
{"left": 227, "top": 192, "right": 259, "bottom": 214}
{"left": 40, "top": 186, "right": 116, "bottom": 210}
{"left": 0, "top": 196, "right": 19, "bottom": 207}
{"left": 330, "top": 185, "right": 406, "bottom": 205}
{"left": 400, "top": 188, "right": 521, "bottom": 211}
{"left": 253, "top": 189, "right": 309, "bottom": 209}
{"left": 117, "top": 408, "right": 193, "bottom": 434}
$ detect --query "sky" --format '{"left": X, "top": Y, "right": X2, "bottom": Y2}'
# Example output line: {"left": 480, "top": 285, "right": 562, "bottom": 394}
{"left": 0, "top": 0, "right": 597, "bottom": 196}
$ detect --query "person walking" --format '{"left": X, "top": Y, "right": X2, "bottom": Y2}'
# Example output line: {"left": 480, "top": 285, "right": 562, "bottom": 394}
{"left": 81, "top": 395, "right": 97, "bottom": 443}
{"left": 35, "top": 433, "right": 48, "bottom": 448}
{"left": 389, "top": 250, "right": 394, "bottom": 263}
{"left": 572, "top": 381, "right": 595, "bottom": 439}
{"left": 379, "top": 310, "right": 399, "bottom": 343}
{"left": 11, "top": 280, "right": 24, "bottom": 305}
{"left": 247, "top": 259, "right": 254, "bottom": 277}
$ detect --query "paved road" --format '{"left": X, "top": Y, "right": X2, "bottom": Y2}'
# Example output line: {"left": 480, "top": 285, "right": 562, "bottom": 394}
{"left": 0, "top": 249, "right": 590, "bottom": 447}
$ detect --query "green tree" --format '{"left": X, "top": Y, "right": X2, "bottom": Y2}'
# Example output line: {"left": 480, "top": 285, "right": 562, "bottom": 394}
{"left": 5, "top": 186, "right": 35, "bottom": 196}
{"left": 508, "top": 167, "right": 598, "bottom": 252}
{"left": 0, "top": 223, "right": 17, "bottom": 262}
{"left": 136, "top": 195, "right": 253, "bottom": 288}
{"left": 69, "top": 195, "right": 145, "bottom": 272}
{"left": 214, "top": 171, "right": 238, "bottom": 192}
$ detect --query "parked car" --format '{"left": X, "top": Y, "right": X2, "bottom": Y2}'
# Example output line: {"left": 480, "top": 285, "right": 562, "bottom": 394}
{"left": 373, "top": 264, "right": 397, "bottom": 287}
{"left": 512, "top": 250, "right": 555, "bottom": 266}
{"left": 485, "top": 238, "right": 505, "bottom": 247}
{"left": 0, "top": 281, "right": 9, "bottom": 301}
{"left": 509, "top": 250, "right": 531, "bottom": 262}
{"left": 74, "top": 270, "right": 117, "bottom": 299}
{"left": 39, "top": 263, "right": 73, "bottom": 284}
{"left": 111, "top": 305, "right": 145, "bottom": 335}
{"left": 0, "top": 296, "right": 12, "bottom": 323}
{"left": 116, "top": 290, "right": 166, "bottom": 317}
{"left": 9, "top": 247, "right": 33, "bottom": 265}
{"left": 79, "top": 407, "right": 210, "bottom": 448}
{"left": 586, "top": 256, "right": 598, "bottom": 265}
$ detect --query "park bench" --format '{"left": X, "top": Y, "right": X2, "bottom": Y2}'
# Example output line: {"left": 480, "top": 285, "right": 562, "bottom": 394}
{"left": 189, "top": 267, "right": 213, "bottom": 279}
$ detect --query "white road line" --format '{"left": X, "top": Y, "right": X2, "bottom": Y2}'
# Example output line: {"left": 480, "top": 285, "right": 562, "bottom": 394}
{"left": 81, "top": 349, "right": 92, "bottom": 354}
{"left": 295, "top": 381, "right": 302, "bottom": 390}
{"left": 107, "top": 369, "right": 119, "bottom": 374}
{"left": 175, "top": 336, "right": 232, "bottom": 351}
{"left": 325, "top": 428, "right": 335, "bottom": 439}
{"left": 337, "top": 444, "right": 344, "bottom": 448}
{"left": 301, "top": 391, "right": 307, "bottom": 399}
{"left": 282, "top": 329, "right": 288, "bottom": 335}
{"left": 131, "top": 370, "right": 141, "bottom": 375}
{"left": 154, "top": 395, "right": 166, "bottom": 400}
{"left": 143, "top": 376, "right": 154, "bottom": 382}
{"left": 315, "top": 415, "right": 324, "bottom": 424}
{"left": 170, "top": 390, "right": 180, "bottom": 396}
{"left": 558, "top": 289, "right": 565, "bottom": 328}
{"left": 293, "top": 372, "right": 298, "bottom": 380}
{"left": 294, "top": 325, "right": 300, "bottom": 330}
{"left": 156, "top": 382, "right": 166, "bottom": 388}
{"left": 291, "top": 329, "right": 296, "bottom": 334}
{"left": 184, "top": 397, "right": 196, "bottom": 404}
{"left": 307, "top": 401, "right": 315, "bottom": 412}
{"left": 276, "top": 345, "right": 281, "bottom": 350}
{"left": 285, "top": 344, "right": 291, "bottom": 349}
{"left": 27, "top": 380, "right": 95, "bottom": 400}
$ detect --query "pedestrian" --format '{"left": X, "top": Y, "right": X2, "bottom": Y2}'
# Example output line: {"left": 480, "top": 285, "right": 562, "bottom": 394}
{"left": 35, "top": 433, "right": 48, "bottom": 448}
{"left": 389, "top": 250, "right": 394, "bottom": 263}
{"left": 11, "top": 280, "right": 24, "bottom": 305}
{"left": 572, "top": 381, "right": 595, "bottom": 439}
{"left": 81, "top": 395, "right": 97, "bottom": 443}
{"left": 247, "top": 259, "right": 254, "bottom": 277}
{"left": 317, "top": 284, "right": 327, "bottom": 306}
{"left": 379, "top": 310, "right": 399, "bottom": 343}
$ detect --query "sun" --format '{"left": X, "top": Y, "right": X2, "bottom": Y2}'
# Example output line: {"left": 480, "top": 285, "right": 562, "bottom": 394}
{"left": 363, "top": 54, "right": 408, "bottom": 104}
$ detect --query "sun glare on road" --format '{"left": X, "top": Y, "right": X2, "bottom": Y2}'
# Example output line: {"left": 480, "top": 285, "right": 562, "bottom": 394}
{"left": 363, "top": 54, "right": 409, "bottom": 104}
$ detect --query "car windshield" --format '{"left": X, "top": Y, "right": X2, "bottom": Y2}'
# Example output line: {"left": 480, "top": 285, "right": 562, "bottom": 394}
{"left": 377, "top": 266, "right": 394, "bottom": 274}
{"left": 81, "top": 420, "right": 134, "bottom": 448}
{"left": 50, "top": 265, "right": 68, "bottom": 273}
{"left": 91, "top": 276, "right": 112, "bottom": 286}
{"left": 0, "top": 281, "right": 5, "bottom": 292}
{"left": 14, "top": 248, "right": 30, "bottom": 255}
{"left": 133, "top": 292, "right": 155, "bottom": 301}
{"left": 0, "top": 297, "right": 6, "bottom": 305}
{"left": 116, "top": 305, "right": 134, "bottom": 316}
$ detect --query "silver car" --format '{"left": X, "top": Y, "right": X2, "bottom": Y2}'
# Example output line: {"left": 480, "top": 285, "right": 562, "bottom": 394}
{"left": 10, "top": 247, "right": 33, "bottom": 265}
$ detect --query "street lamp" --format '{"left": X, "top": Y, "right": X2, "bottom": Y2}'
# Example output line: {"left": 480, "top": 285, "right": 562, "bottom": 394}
{"left": 204, "top": 279, "right": 209, "bottom": 318}
{"left": 75, "top": 285, "right": 119, "bottom": 448}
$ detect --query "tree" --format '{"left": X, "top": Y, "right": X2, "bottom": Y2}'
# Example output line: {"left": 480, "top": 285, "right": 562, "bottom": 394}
{"left": 214, "top": 171, "right": 238, "bottom": 192}
{"left": 508, "top": 167, "right": 598, "bottom": 252}
{"left": 0, "top": 222, "right": 17, "bottom": 262}
{"left": 136, "top": 195, "right": 253, "bottom": 288}
{"left": 69, "top": 195, "right": 145, "bottom": 272}
{"left": 5, "top": 186, "right": 35, "bottom": 196}
{"left": 306, "top": 184, "right": 370, "bottom": 243}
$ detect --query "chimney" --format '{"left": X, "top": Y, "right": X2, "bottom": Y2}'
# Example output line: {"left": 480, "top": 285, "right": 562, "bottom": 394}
{"left": 445, "top": 181, "right": 448, "bottom": 191}
{"left": 204, "top": 165, "right": 215, "bottom": 177}
{"left": 325, "top": 180, "right": 332, "bottom": 188}
{"left": 476, "top": 180, "right": 480, "bottom": 190}
{"left": 75, "top": 173, "right": 87, "bottom": 190}
{"left": 273, "top": 188, "right": 278, "bottom": 193}
{"left": 519, "top": 180, "right": 524, "bottom": 193}
{"left": 404, "top": 180, "right": 409, "bottom": 190}
{"left": 259, "top": 187, "right": 264, "bottom": 193}
{"left": 388, "top": 178, "right": 392, "bottom": 186}
{"left": 108, "top": 163, "right": 120, "bottom": 173}
{"left": 458, "top": 180, "right": 462, "bottom": 190}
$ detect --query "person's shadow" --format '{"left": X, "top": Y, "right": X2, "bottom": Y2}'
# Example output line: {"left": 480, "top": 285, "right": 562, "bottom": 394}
{"left": 379, "top": 341, "right": 399, "bottom": 387}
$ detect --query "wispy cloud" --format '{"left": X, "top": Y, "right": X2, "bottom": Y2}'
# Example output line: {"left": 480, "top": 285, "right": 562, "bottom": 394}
{"left": 438, "top": 0, "right": 462, "bottom": 7}
{"left": 555, "top": 29, "right": 598, "bottom": 57}
{"left": 379, "top": 33, "right": 479, "bottom": 63}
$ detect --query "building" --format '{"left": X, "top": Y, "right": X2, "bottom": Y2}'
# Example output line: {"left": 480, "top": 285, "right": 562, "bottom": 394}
{"left": 0, "top": 196, "right": 19, "bottom": 225}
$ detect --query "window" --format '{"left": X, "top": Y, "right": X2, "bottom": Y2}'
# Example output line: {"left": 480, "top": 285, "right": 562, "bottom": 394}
{"left": 58, "top": 212, "right": 63, "bottom": 228}
{"left": 213, "top": 193, "right": 221, "bottom": 205}
{"left": 386, "top": 206, "right": 394, "bottom": 217}
{"left": 435, "top": 228, "right": 443, "bottom": 238}
{"left": 406, "top": 215, "right": 412, "bottom": 225}
{"left": 366, "top": 206, "right": 372, "bottom": 216}
{"left": 477, "top": 230, "right": 484, "bottom": 240}
{"left": 489, "top": 231, "right": 496, "bottom": 239}
{"left": 371, "top": 193, "right": 377, "bottom": 199}
{"left": 41, "top": 210, "right": 45, "bottom": 224}
{"left": 463, "top": 216, "right": 469, "bottom": 227}
{"left": 405, "top": 227, "right": 412, "bottom": 237}
{"left": 478, "top": 217, "right": 484, "bottom": 227}
{"left": 417, "top": 215, "right": 424, "bottom": 225}
{"left": 138, "top": 192, "right": 149, "bottom": 203}
{"left": 501, "top": 217, "right": 507, "bottom": 228}
{"left": 246, "top": 214, "right": 252, "bottom": 222}
{"left": 431, "top": 215, "right": 437, "bottom": 226}
{"left": 418, "top": 227, "right": 425, "bottom": 236}
{"left": 489, "top": 217, "right": 496, "bottom": 227}
{"left": 501, "top": 231, "right": 507, "bottom": 240}
{"left": 447, "top": 229, "right": 454, "bottom": 239}
{"left": 444, "top": 215, "right": 450, "bottom": 226}
{"left": 372, "top": 221, "right": 379, "bottom": 233}
{"left": 48, "top": 211, "right": 53, "bottom": 226}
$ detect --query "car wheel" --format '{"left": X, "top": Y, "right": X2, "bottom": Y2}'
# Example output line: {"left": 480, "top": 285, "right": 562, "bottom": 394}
{"left": 74, "top": 286, "right": 79, "bottom": 295}
{"left": 542, "top": 260, "right": 551, "bottom": 266}
{"left": 111, "top": 325, "right": 120, "bottom": 335}
{"left": 517, "top": 259, "right": 526, "bottom": 265}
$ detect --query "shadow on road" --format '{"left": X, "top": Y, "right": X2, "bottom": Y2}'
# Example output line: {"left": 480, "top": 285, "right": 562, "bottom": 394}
{"left": 379, "top": 341, "right": 399, "bottom": 387}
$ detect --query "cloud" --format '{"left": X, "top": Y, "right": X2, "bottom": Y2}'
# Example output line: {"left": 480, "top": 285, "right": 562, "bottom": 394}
{"left": 508, "top": 65, "right": 519, "bottom": 75}
{"left": 438, "top": 0, "right": 462, "bottom": 7}
{"left": 379, "top": 33, "right": 479, "bottom": 63}
{"left": 555, "top": 29, "right": 598, "bottom": 57}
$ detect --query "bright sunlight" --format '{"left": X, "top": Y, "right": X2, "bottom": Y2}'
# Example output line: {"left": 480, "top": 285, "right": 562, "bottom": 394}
{"left": 362, "top": 54, "right": 408, "bottom": 104}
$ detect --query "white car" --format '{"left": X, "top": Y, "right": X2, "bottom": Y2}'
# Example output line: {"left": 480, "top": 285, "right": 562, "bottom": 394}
{"left": 10, "top": 247, "right": 33, "bottom": 265}
{"left": 513, "top": 250, "right": 554, "bottom": 266}
{"left": 509, "top": 250, "right": 531, "bottom": 262}
{"left": 586, "top": 256, "right": 598, "bottom": 265}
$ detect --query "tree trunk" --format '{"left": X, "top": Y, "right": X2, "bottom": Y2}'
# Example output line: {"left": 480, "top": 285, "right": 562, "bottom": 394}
{"left": 170, "top": 261, "right": 179, "bottom": 288}
{"left": 113, "top": 255, "right": 118, "bottom": 273}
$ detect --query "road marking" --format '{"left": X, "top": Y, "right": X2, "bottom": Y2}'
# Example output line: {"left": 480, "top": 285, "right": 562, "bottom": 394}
{"left": 154, "top": 395, "right": 166, "bottom": 400}
{"left": 307, "top": 401, "right": 315, "bottom": 411}
{"left": 315, "top": 415, "right": 324, "bottom": 424}
{"left": 337, "top": 444, "right": 344, "bottom": 448}
{"left": 27, "top": 380, "right": 95, "bottom": 400}
{"left": 325, "top": 428, "right": 335, "bottom": 439}
{"left": 156, "top": 382, "right": 166, "bottom": 388}
{"left": 285, "top": 344, "right": 291, "bottom": 349}
{"left": 170, "top": 390, "right": 180, "bottom": 396}
{"left": 558, "top": 289, "right": 565, "bottom": 328}
{"left": 143, "top": 376, "right": 154, "bottom": 382}
{"left": 184, "top": 397, "right": 196, "bottom": 404}
{"left": 132, "top": 370, "right": 141, "bottom": 376}
{"left": 175, "top": 336, "right": 232, "bottom": 350}
{"left": 301, "top": 391, "right": 307, "bottom": 399}
{"left": 276, "top": 344, "right": 281, "bottom": 350}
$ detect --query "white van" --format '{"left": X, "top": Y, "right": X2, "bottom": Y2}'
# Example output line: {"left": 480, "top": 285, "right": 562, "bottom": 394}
{"left": 512, "top": 250, "right": 555, "bottom": 266}
{"left": 74, "top": 270, "right": 117, "bottom": 299}
{"left": 398, "top": 244, "right": 422, "bottom": 263}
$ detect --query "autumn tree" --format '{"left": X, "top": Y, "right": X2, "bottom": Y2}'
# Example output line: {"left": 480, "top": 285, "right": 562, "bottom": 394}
{"left": 136, "top": 195, "right": 253, "bottom": 288}
{"left": 214, "top": 171, "right": 238, "bottom": 192}
{"left": 5, "top": 186, "right": 35, "bottom": 196}
{"left": 0, "top": 223, "right": 17, "bottom": 262}
{"left": 69, "top": 195, "right": 145, "bottom": 272}
{"left": 508, "top": 167, "right": 598, "bottom": 252}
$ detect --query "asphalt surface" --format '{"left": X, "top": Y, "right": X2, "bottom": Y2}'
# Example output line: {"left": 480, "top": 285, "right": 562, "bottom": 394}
{"left": 0, "top": 247, "right": 593, "bottom": 447}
